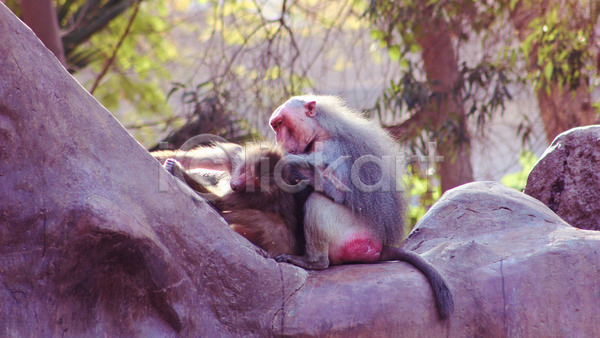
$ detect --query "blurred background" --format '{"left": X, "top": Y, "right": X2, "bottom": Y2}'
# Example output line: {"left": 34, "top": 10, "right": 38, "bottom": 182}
{"left": 5, "top": 0, "right": 599, "bottom": 226}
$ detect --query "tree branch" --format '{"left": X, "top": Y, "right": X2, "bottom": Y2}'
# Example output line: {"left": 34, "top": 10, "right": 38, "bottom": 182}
{"left": 89, "top": 0, "right": 142, "bottom": 95}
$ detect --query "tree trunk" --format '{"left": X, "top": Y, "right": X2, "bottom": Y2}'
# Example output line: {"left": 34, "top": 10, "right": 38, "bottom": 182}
{"left": 417, "top": 16, "right": 474, "bottom": 193}
{"left": 510, "top": 2, "right": 599, "bottom": 143}
{"left": 536, "top": 80, "right": 596, "bottom": 143}
{"left": 20, "top": 0, "right": 66, "bottom": 66}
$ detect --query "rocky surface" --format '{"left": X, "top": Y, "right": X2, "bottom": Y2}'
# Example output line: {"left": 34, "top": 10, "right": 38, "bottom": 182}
{"left": 525, "top": 125, "right": 600, "bottom": 230}
{"left": 2, "top": 3, "right": 600, "bottom": 336}
{"left": 0, "top": 5, "right": 305, "bottom": 336}
{"left": 279, "top": 181, "right": 600, "bottom": 336}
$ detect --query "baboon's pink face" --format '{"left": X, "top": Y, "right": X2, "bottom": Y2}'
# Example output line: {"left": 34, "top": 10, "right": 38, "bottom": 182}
{"left": 228, "top": 150, "right": 274, "bottom": 193}
{"left": 269, "top": 101, "right": 320, "bottom": 154}
{"left": 229, "top": 155, "right": 256, "bottom": 192}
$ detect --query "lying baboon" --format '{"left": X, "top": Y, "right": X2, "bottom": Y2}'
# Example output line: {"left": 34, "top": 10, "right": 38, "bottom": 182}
{"left": 153, "top": 143, "right": 306, "bottom": 257}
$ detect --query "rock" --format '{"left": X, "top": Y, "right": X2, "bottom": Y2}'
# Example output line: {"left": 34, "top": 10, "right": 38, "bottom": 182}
{"left": 2, "top": 3, "right": 600, "bottom": 336}
{"left": 524, "top": 125, "right": 600, "bottom": 230}
{"left": 0, "top": 4, "right": 305, "bottom": 336}
{"left": 280, "top": 181, "right": 600, "bottom": 336}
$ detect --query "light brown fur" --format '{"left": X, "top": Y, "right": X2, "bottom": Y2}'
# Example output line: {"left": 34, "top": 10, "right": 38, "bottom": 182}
{"left": 152, "top": 143, "right": 303, "bottom": 257}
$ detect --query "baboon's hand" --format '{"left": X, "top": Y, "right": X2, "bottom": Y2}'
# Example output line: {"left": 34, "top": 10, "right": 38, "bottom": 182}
{"left": 273, "top": 254, "right": 289, "bottom": 262}
{"left": 163, "top": 158, "right": 179, "bottom": 174}
{"left": 164, "top": 158, "right": 187, "bottom": 180}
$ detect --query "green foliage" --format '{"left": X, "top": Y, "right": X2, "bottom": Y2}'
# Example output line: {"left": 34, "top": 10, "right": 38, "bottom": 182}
{"left": 367, "top": 0, "right": 507, "bottom": 59}
{"left": 4, "top": 0, "right": 21, "bottom": 15}
{"left": 461, "top": 62, "right": 514, "bottom": 133}
{"left": 7, "top": 0, "right": 188, "bottom": 144}
{"left": 366, "top": 0, "right": 520, "bottom": 159}
{"left": 501, "top": 151, "right": 538, "bottom": 191}
{"left": 81, "top": 1, "right": 180, "bottom": 119}
{"left": 370, "top": 60, "right": 514, "bottom": 154}
{"left": 368, "top": 0, "right": 599, "bottom": 105}
{"left": 148, "top": 0, "right": 374, "bottom": 148}
{"left": 404, "top": 164, "right": 441, "bottom": 232}
{"left": 520, "top": 5, "right": 597, "bottom": 93}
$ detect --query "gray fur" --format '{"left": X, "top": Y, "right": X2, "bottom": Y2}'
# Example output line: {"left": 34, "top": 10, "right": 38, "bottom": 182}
{"left": 286, "top": 95, "right": 406, "bottom": 244}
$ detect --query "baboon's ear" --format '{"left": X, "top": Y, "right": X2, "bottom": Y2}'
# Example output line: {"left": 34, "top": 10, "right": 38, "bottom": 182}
{"left": 213, "top": 142, "right": 244, "bottom": 172}
{"left": 304, "top": 101, "right": 317, "bottom": 117}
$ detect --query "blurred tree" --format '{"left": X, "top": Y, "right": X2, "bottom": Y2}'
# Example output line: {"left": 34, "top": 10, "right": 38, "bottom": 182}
{"left": 368, "top": 0, "right": 600, "bottom": 192}
{"left": 20, "top": 0, "right": 66, "bottom": 66}
{"left": 5, "top": 0, "right": 183, "bottom": 143}
{"left": 368, "top": 0, "right": 514, "bottom": 192}
{"left": 5, "top": 0, "right": 143, "bottom": 72}
{"left": 151, "top": 0, "right": 384, "bottom": 149}
{"left": 147, "top": 81, "right": 263, "bottom": 151}
{"left": 509, "top": 0, "right": 600, "bottom": 143}
{"left": 67, "top": 0, "right": 184, "bottom": 144}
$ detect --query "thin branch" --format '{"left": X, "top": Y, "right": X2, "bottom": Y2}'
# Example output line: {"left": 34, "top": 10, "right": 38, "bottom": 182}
{"left": 63, "top": 0, "right": 134, "bottom": 54}
{"left": 125, "top": 116, "right": 182, "bottom": 130}
{"left": 383, "top": 110, "right": 437, "bottom": 142}
{"left": 89, "top": 0, "right": 142, "bottom": 95}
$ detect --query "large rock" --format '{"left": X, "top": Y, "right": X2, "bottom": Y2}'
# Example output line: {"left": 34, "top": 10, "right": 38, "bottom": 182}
{"left": 278, "top": 181, "right": 600, "bottom": 336}
{"left": 405, "top": 181, "right": 600, "bottom": 337}
{"left": 1, "top": 3, "right": 600, "bottom": 336}
{"left": 0, "top": 4, "right": 304, "bottom": 336}
{"left": 524, "top": 125, "right": 600, "bottom": 230}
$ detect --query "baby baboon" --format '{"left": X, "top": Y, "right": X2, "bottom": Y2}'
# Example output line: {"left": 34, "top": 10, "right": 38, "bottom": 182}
{"left": 153, "top": 143, "right": 305, "bottom": 257}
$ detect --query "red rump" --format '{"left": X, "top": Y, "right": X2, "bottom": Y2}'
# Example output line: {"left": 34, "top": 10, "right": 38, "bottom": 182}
{"left": 331, "top": 234, "right": 382, "bottom": 265}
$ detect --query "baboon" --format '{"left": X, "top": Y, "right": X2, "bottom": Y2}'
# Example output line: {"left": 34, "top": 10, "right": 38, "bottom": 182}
{"left": 152, "top": 141, "right": 244, "bottom": 173}
{"left": 153, "top": 143, "right": 306, "bottom": 257}
{"left": 269, "top": 95, "right": 454, "bottom": 319}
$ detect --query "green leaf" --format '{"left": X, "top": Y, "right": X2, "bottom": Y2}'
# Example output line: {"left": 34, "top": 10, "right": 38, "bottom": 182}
{"left": 543, "top": 62, "right": 553, "bottom": 83}
{"left": 388, "top": 45, "right": 402, "bottom": 61}
{"left": 400, "top": 58, "right": 409, "bottom": 70}
{"left": 370, "top": 29, "right": 385, "bottom": 41}
{"left": 510, "top": 50, "right": 517, "bottom": 67}
{"left": 501, "top": 151, "right": 539, "bottom": 191}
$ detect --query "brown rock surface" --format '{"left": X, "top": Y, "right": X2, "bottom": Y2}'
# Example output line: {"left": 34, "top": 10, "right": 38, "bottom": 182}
{"left": 1, "top": 4, "right": 600, "bottom": 336}
{"left": 524, "top": 125, "right": 600, "bottom": 230}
